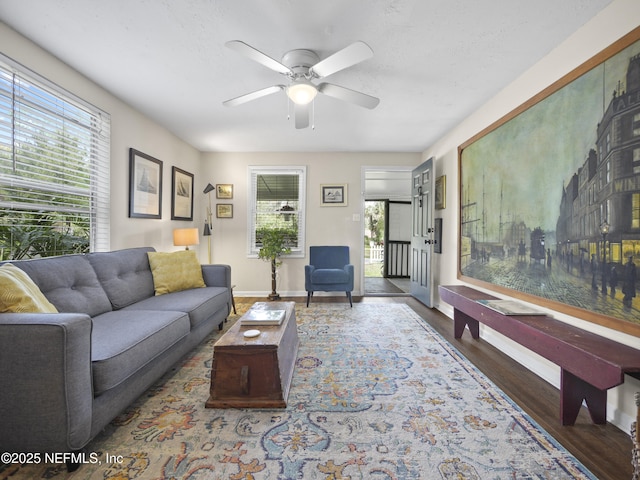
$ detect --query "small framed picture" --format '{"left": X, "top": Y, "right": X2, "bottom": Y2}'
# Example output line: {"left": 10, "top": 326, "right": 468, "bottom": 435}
{"left": 434, "top": 218, "right": 443, "bottom": 254}
{"left": 216, "top": 203, "right": 233, "bottom": 218}
{"left": 321, "top": 184, "right": 347, "bottom": 206}
{"left": 435, "top": 175, "right": 446, "bottom": 210}
{"left": 216, "top": 184, "right": 233, "bottom": 199}
{"left": 171, "top": 166, "right": 194, "bottom": 221}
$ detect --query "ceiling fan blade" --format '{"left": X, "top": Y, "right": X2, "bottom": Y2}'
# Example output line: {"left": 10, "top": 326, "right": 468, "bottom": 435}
{"left": 294, "top": 103, "right": 309, "bottom": 129}
{"left": 310, "top": 41, "right": 374, "bottom": 78}
{"left": 317, "top": 83, "right": 379, "bottom": 109}
{"left": 225, "top": 40, "right": 292, "bottom": 75}
{"left": 223, "top": 85, "right": 284, "bottom": 107}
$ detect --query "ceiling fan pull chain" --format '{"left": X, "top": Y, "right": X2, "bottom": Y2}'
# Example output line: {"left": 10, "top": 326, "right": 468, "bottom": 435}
{"left": 287, "top": 97, "right": 291, "bottom": 121}
{"left": 312, "top": 99, "right": 315, "bottom": 130}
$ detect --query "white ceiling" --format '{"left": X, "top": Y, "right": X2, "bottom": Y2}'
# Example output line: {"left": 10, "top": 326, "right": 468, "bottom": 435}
{"left": 0, "top": 0, "right": 611, "bottom": 153}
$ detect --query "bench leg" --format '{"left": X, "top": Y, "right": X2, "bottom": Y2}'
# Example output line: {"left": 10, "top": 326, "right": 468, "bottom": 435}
{"left": 454, "top": 309, "right": 479, "bottom": 339}
{"left": 560, "top": 369, "right": 607, "bottom": 425}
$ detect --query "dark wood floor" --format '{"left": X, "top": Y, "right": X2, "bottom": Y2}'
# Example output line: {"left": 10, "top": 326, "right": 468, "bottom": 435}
{"left": 241, "top": 295, "right": 633, "bottom": 480}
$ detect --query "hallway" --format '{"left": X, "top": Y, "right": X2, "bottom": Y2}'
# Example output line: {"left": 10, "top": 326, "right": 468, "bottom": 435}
{"left": 364, "top": 276, "right": 410, "bottom": 295}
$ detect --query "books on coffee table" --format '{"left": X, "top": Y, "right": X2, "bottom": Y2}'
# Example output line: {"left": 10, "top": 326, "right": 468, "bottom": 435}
{"left": 241, "top": 308, "right": 286, "bottom": 326}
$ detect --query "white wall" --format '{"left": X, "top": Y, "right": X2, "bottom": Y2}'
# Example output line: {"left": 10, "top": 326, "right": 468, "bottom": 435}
{"left": 0, "top": 22, "right": 202, "bottom": 254}
{"left": 424, "top": 0, "right": 640, "bottom": 432}
{"left": 200, "top": 152, "right": 420, "bottom": 296}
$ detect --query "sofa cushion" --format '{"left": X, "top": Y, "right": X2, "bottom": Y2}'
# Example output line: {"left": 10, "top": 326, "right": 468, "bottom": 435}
{"left": 147, "top": 250, "right": 206, "bottom": 295}
{"left": 0, "top": 264, "right": 58, "bottom": 313}
{"left": 87, "top": 247, "right": 156, "bottom": 309}
{"left": 123, "top": 286, "right": 229, "bottom": 329}
{"left": 91, "top": 310, "right": 190, "bottom": 394}
{"left": 311, "top": 268, "right": 350, "bottom": 284}
{"left": 14, "top": 255, "right": 112, "bottom": 317}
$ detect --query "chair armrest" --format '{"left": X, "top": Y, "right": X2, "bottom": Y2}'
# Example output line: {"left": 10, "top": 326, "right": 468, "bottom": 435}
{"left": 345, "top": 264, "right": 355, "bottom": 289}
{"left": 304, "top": 265, "right": 316, "bottom": 290}
{"left": 201, "top": 264, "right": 231, "bottom": 289}
{"left": 0, "top": 313, "right": 93, "bottom": 453}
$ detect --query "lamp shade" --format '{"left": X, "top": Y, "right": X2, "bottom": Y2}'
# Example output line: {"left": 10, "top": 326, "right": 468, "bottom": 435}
{"left": 173, "top": 228, "right": 199, "bottom": 249}
{"left": 287, "top": 80, "right": 317, "bottom": 105}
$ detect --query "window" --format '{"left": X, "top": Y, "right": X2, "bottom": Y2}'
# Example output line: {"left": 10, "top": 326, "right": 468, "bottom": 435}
{"left": 0, "top": 54, "right": 110, "bottom": 260}
{"left": 634, "top": 113, "right": 640, "bottom": 136}
{"left": 248, "top": 166, "right": 306, "bottom": 257}
{"left": 633, "top": 193, "right": 640, "bottom": 229}
{"left": 634, "top": 148, "right": 640, "bottom": 174}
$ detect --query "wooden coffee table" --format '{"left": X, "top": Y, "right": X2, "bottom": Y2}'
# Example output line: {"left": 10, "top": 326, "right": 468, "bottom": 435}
{"left": 205, "top": 301, "right": 299, "bottom": 408}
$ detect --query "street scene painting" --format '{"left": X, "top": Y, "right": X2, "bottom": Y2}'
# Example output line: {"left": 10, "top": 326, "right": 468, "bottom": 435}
{"left": 459, "top": 28, "right": 640, "bottom": 336}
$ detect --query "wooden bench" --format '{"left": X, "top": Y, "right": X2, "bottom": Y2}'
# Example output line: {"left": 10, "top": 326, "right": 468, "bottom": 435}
{"left": 439, "top": 285, "right": 640, "bottom": 425}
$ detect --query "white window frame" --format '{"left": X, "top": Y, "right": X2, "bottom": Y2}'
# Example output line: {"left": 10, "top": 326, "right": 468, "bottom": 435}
{"left": 247, "top": 165, "right": 306, "bottom": 258}
{"left": 0, "top": 53, "right": 110, "bottom": 256}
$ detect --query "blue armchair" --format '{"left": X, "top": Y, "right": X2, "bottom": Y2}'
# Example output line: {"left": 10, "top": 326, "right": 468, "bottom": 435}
{"left": 305, "top": 246, "right": 354, "bottom": 307}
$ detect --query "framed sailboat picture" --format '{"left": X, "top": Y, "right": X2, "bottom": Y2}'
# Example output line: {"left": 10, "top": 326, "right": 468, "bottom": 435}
{"left": 129, "top": 148, "right": 163, "bottom": 219}
{"left": 171, "top": 166, "right": 194, "bottom": 221}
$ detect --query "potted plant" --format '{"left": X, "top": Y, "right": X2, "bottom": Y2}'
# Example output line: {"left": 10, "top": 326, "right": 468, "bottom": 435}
{"left": 257, "top": 228, "right": 292, "bottom": 300}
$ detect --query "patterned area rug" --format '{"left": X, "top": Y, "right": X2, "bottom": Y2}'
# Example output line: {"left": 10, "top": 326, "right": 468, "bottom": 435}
{"left": 2, "top": 303, "right": 595, "bottom": 479}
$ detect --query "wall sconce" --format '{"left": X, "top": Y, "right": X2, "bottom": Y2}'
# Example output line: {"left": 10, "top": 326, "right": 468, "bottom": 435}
{"left": 173, "top": 228, "right": 199, "bottom": 250}
{"left": 203, "top": 183, "right": 214, "bottom": 263}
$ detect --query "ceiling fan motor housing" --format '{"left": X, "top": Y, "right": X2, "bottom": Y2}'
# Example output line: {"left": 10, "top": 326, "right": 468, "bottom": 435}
{"left": 281, "top": 49, "right": 320, "bottom": 78}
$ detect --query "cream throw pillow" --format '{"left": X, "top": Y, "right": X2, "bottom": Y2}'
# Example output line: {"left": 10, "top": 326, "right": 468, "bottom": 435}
{"left": 147, "top": 250, "right": 206, "bottom": 295}
{"left": 0, "top": 263, "right": 58, "bottom": 313}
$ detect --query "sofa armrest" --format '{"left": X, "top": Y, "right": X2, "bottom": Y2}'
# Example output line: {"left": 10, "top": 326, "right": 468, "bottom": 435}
{"left": 201, "top": 264, "right": 231, "bottom": 289}
{"left": 0, "top": 313, "right": 93, "bottom": 453}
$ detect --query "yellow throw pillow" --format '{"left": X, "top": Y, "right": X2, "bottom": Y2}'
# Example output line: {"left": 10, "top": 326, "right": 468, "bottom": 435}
{"left": 0, "top": 263, "right": 58, "bottom": 313}
{"left": 147, "top": 250, "right": 206, "bottom": 296}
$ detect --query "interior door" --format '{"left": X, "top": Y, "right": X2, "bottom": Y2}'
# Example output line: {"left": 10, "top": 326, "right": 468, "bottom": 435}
{"left": 410, "top": 158, "right": 435, "bottom": 307}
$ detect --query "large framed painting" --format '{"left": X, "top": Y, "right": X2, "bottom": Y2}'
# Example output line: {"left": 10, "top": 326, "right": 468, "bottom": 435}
{"left": 458, "top": 27, "right": 640, "bottom": 337}
{"left": 129, "top": 148, "right": 162, "bottom": 219}
{"left": 171, "top": 166, "right": 194, "bottom": 221}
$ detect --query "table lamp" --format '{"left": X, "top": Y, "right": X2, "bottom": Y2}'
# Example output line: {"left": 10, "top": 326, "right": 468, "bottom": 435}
{"left": 173, "top": 228, "right": 199, "bottom": 250}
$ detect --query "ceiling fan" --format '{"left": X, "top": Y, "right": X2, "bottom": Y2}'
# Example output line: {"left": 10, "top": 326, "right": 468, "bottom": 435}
{"left": 222, "top": 40, "right": 380, "bottom": 129}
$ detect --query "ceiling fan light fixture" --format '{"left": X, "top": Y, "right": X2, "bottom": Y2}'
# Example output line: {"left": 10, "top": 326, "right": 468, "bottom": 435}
{"left": 287, "top": 80, "right": 317, "bottom": 105}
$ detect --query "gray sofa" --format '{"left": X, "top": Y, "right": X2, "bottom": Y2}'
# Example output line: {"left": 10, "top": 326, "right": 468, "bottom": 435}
{"left": 0, "top": 246, "right": 231, "bottom": 457}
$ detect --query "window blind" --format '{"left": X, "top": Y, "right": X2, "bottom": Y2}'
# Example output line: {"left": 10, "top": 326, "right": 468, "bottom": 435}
{"left": 0, "top": 54, "right": 110, "bottom": 260}
{"left": 248, "top": 166, "right": 306, "bottom": 257}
